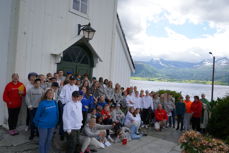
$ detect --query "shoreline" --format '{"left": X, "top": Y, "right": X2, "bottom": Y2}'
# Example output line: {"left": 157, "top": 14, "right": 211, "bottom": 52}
{"left": 130, "top": 77, "right": 229, "bottom": 86}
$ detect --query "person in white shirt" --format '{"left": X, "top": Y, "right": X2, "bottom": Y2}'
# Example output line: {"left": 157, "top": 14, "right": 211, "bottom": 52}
{"left": 133, "top": 108, "right": 142, "bottom": 133}
{"left": 58, "top": 76, "right": 79, "bottom": 140}
{"left": 126, "top": 89, "right": 135, "bottom": 108}
{"left": 124, "top": 107, "right": 141, "bottom": 140}
{"left": 141, "top": 90, "right": 154, "bottom": 128}
{"left": 59, "top": 76, "right": 79, "bottom": 105}
{"left": 133, "top": 91, "right": 142, "bottom": 109}
{"left": 63, "top": 91, "right": 83, "bottom": 153}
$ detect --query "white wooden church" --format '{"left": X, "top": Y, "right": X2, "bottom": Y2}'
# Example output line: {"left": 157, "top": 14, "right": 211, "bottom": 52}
{"left": 0, "top": 0, "right": 135, "bottom": 126}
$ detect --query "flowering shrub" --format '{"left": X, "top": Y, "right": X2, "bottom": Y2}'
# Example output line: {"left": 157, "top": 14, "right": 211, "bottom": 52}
{"left": 179, "top": 130, "right": 229, "bottom": 153}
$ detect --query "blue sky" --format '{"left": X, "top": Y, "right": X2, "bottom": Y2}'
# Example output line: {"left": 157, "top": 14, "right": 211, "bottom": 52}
{"left": 147, "top": 19, "right": 217, "bottom": 39}
{"left": 118, "top": 0, "right": 229, "bottom": 62}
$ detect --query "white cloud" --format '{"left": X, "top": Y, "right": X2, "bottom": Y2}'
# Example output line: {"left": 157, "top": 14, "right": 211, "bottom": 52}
{"left": 118, "top": 0, "right": 229, "bottom": 62}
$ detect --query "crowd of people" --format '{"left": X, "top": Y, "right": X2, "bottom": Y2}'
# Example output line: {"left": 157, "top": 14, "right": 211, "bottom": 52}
{"left": 2, "top": 71, "right": 210, "bottom": 153}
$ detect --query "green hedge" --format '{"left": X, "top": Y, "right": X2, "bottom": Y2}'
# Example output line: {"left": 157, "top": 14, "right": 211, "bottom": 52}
{"left": 207, "top": 96, "right": 229, "bottom": 144}
{"left": 156, "top": 90, "right": 182, "bottom": 102}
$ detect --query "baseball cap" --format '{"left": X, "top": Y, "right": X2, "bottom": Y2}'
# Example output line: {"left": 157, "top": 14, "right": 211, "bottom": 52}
{"left": 69, "top": 76, "right": 76, "bottom": 80}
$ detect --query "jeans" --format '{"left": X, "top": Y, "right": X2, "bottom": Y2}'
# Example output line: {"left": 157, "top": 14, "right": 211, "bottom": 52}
{"left": 38, "top": 128, "right": 55, "bottom": 153}
{"left": 8, "top": 107, "right": 20, "bottom": 130}
{"left": 130, "top": 125, "right": 141, "bottom": 140}
{"left": 29, "top": 108, "right": 38, "bottom": 137}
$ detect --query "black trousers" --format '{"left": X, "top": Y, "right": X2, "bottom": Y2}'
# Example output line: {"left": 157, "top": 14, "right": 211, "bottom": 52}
{"left": 192, "top": 117, "right": 201, "bottom": 132}
{"left": 82, "top": 111, "right": 88, "bottom": 128}
{"left": 103, "top": 118, "right": 113, "bottom": 136}
{"left": 176, "top": 114, "right": 184, "bottom": 130}
{"left": 66, "top": 130, "right": 80, "bottom": 153}
{"left": 58, "top": 101, "right": 65, "bottom": 136}
{"left": 142, "top": 108, "right": 150, "bottom": 125}
{"left": 8, "top": 107, "right": 20, "bottom": 130}
{"left": 29, "top": 108, "right": 38, "bottom": 137}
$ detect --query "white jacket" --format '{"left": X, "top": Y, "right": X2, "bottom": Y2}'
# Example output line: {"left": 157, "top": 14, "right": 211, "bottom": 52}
{"left": 59, "top": 84, "right": 79, "bottom": 104}
{"left": 63, "top": 100, "right": 82, "bottom": 132}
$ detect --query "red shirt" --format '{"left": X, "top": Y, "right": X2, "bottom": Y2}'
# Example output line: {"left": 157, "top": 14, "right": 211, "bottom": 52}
{"left": 191, "top": 100, "right": 202, "bottom": 118}
{"left": 155, "top": 109, "right": 168, "bottom": 121}
{"left": 101, "top": 110, "right": 111, "bottom": 120}
{"left": 3, "top": 81, "right": 26, "bottom": 108}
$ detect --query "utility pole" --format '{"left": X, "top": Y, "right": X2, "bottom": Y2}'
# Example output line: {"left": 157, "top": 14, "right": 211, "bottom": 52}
{"left": 209, "top": 52, "right": 215, "bottom": 102}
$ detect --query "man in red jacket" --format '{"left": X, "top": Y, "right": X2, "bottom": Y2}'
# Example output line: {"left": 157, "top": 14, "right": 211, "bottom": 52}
{"left": 3, "top": 73, "right": 26, "bottom": 135}
{"left": 154, "top": 104, "right": 168, "bottom": 131}
{"left": 191, "top": 96, "right": 202, "bottom": 132}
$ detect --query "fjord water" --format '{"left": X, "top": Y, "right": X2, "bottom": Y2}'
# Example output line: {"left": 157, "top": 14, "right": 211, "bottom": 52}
{"left": 130, "top": 80, "right": 229, "bottom": 100}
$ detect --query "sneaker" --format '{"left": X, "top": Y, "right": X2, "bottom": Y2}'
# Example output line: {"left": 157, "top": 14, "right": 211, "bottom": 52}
{"left": 85, "top": 147, "right": 90, "bottom": 152}
{"left": 8, "top": 130, "right": 14, "bottom": 135}
{"left": 104, "top": 141, "right": 111, "bottom": 147}
{"left": 13, "top": 130, "right": 19, "bottom": 135}
{"left": 99, "top": 142, "right": 105, "bottom": 149}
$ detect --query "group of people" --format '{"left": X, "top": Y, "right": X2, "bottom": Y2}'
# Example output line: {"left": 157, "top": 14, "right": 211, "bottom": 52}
{"left": 2, "top": 71, "right": 210, "bottom": 153}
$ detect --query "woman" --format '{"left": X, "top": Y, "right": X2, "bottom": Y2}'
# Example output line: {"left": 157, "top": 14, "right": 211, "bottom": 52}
{"left": 33, "top": 89, "right": 59, "bottom": 153}
{"left": 124, "top": 107, "right": 141, "bottom": 139}
{"left": 191, "top": 96, "right": 202, "bottom": 132}
{"left": 3, "top": 73, "right": 26, "bottom": 135}
{"left": 133, "top": 108, "right": 141, "bottom": 133}
{"left": 105, "top": 81, "right": 114, "bottom": 104}
{"left": 164, "top": 93, "right": 175, "bottom": 128}
{"left": 81, "top": 86, "right": 94, "bottom": 127}
{"left": 114, "top": 83, "right": 123, "bottom": 104}
{"left": 153, "top": 93, "right": 161, "bottom": 111}
{"left": 101, "top": 105, "right": 113, "bottom": 142}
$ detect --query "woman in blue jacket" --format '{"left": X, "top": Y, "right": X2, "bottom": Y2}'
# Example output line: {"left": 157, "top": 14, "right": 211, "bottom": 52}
{"left": 33, "top": 89, "right": 59, "bottom": 153}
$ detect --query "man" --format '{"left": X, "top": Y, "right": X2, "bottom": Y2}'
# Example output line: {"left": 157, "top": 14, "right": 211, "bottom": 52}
{"left": 25, "top": 72, "right": 38, "bottom": 131}
{"left": 183, "top": 95, "right": 193, "bottom": 131}
{"left": 58, "top": 70, "right": 66, "bottom": 86}
{"left": 81, "top": 118, "right": 114, "bottom": 152}
{"left": 59, "top": 76, "right": 79, "bottom": 140}
{"left": 63, "top": 91, "right": 83, "bottom": 153}
{"left": 154, "top": 104, "right": 168, "bottom": 131}
{"left": 26, "top": 78, "right": 44, "bottom": 140}
{"left": 126, "top": 88, "right": 135, "bottom": 108}
{"left": 3, "top": 73, "right": 26, "bottom": 135}
{"left": 142, "top": 90, "right": 154, "bottom": 128}
{"left": 59, "top": 76, "right": 79, "bottom": 105}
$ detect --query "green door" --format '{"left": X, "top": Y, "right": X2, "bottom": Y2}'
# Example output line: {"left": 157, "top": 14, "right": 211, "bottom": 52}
{"left": 57, "top": 45, "right": 93, "bottom": 79}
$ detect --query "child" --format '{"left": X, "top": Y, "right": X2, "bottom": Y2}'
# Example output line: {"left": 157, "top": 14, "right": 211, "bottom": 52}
{"left": 26, "top": 78, "right": 44, "bottom": 140}
{"left": 33, "top": 89, "right": 59, "bottom": 153}
{"left": 63, "top": 91, "right": 83, "bottom": 153}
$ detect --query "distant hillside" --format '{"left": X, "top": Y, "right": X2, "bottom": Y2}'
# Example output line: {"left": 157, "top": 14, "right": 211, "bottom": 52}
{"left": 132, "top": 57, "right": 229, "bottom": 85}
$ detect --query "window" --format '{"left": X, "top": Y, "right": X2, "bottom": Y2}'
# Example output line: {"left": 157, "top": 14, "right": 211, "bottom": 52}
{"left": 73, "top": 0, "right": 88, "bottom": 14}
{"left": 62, "top": 46, "right": 90, "bottom": 65}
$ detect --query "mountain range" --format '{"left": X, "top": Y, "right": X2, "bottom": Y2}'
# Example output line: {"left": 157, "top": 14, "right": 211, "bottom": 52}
{"left": 132, "top": 57, "right": 229, "bottom": 85}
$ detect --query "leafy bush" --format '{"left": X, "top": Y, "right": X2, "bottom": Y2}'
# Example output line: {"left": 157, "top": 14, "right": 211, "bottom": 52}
{"left": 157, "top": 90, "right": 182, "bottom": 102}
{"left": 179, "top": 130, "right": 229, "bottom": 153}
{"left": 207, "top": 96, "right": 229, "bottom": 144}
